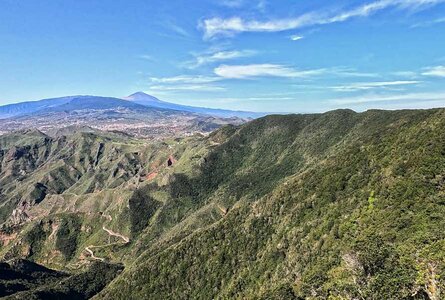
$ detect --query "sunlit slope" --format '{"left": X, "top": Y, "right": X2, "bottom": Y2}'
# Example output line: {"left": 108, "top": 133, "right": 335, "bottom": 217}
{"left": 1, "top": 108, "right": 445, "bottom": 299}
{"left": 97, "top": 108, "right": 445, "bottom": 299}
{"left": 0, "top": 129, "right": 210, "bottom": 269}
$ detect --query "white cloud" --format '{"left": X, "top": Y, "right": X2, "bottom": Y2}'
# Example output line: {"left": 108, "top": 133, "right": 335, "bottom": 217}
{"left": 422, "top": 66, "right": 445, "bottom": 77}
{"left": 149, "top": 75, "right": 221, "bottom": 84}
{"left": 189, "top": 50, "right": 257, "bottom": 68}
{"left": 214, "top": 64, "right": 326, "bottom": 79}
{"left": 332, "top": 80, "right": 421, "bottom": 92}
{"left": 200, "top": 15, "right": 316, "bottom": 39}
{"left": 148, "top": 84, "right": 225, "bottom": 91}
{"left": 147, "top": 75, "right": 225, "bottom": 92}
{"left": 290, "top": 35, "right": 304, "bottom": 41}
{"left": 330, "top": 91, "right": 445, "bottom": 105}
{"left": 212, "top": 64, "right": 379, "bottom": 79}
{"left": 201, "top": 0, "right": 445, "bottom": 38}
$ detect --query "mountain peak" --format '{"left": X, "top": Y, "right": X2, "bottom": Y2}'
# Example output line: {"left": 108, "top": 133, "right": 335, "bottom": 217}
{"left": 124, "top": 92, "right": 162, "bottom": 102}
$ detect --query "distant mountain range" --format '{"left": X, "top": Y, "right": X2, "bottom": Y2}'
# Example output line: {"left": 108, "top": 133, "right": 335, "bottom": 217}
{"left": 0, "top": 92, "right": 265, "bottom": 119}
{"left": 1, "top": 108, "right": 445, "bottom": 298}
{"left": 0, "top": 92, "right": 258, "bottom": 138}
{"left": 124, "top": 92, "right": 265, "bottom": 119}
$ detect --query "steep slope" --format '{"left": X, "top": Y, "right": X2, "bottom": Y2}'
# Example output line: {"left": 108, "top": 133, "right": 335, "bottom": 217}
{"left": 0, "top": 259, "right": 122, "bottom": 299}
{"left": 97, "top": 108, "right": 445, "bottom": 299}
{"left": 1, "top": 108, "right": 445, "bottom": 299}
{"left": 0, "top": 128, "right": 214, "bottom": 270}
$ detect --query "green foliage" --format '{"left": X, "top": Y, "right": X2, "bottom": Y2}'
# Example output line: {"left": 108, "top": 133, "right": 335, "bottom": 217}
{"left": 98, "top": 108, "right": 445, "bottom": 299}
{"left": 368, "top": 190, "right": 376, "bottom": 210}
{"left": 23, "top": 222, "right": 48, "bottom": 260}
{"left": 3, "top": 108, "right": 445, "bottom": 299}
{"left": 0, "top": 260, "right": 122, "bottom": 300}
{"left": 129, "top": 187, "right": 161, "bottom": 237}
{"left": 55, "top": 215, "right": 81, "bottom": 260}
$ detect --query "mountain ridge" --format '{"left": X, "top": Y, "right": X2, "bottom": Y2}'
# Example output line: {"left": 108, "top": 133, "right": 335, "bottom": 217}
{"left": 124, "top": 91, "right": 266, "bottom": 118}
{"left": 0, "top": 93, "right": 248, "bottom": 138}
{"left": 1, "top": 108, "right": 444, "bottom": 299}
{"left": 0, "top": 92, "right": 264, "bottom": 119}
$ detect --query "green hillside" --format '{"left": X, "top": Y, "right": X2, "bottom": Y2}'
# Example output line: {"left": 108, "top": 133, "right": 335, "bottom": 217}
{"left": 1, "top": 108, "right": 445, "bottom": 299}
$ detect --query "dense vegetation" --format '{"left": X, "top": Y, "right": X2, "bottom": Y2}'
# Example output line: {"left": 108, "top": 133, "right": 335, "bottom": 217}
{"left": 1, "top": 108, "right": 445, "bottom": 299}
{"left": 98, "top": 109, "right": 445, "bottom": 299}
{"left": 55, "top": 215, "right": 81, "bottom": 260}
{"left": 0, "top": 260, "right": 122, "bottom": 299}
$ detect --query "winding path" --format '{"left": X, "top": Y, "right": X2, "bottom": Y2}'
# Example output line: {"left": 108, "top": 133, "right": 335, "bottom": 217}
{"left": 103, "top": 226, "right": 130, "bottom": 243}
{"left": 85, "top": 246, "right": 105, "bottom": 262}
{"left": 83, "top": 214, "right": 130, "bottom": 262}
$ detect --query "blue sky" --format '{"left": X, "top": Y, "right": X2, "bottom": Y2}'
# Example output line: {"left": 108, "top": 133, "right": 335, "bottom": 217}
{"left": 0, "top": 0, "right": 444, "bottom": 112}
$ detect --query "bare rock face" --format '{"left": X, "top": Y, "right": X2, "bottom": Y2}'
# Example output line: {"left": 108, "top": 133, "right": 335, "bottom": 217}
{"left": 10, "top": 208, "right": 29, "bottom": 226}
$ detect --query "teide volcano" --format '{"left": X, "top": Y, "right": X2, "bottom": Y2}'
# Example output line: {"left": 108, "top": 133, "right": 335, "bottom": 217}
{"left": 0, "top": 93, "right": 251, "bottom": 138}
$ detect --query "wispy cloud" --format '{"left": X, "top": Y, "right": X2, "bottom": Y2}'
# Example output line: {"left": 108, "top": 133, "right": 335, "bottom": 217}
{"left": 411, "top": 16, "right": 445, "bottom": 27}
{"left": 422, "top": 65, "right": 445, "bottom": 77}
{"left": 163, "top": 20, "right": 191, "bottom": 38}
{"left": 330, "top": 91, "right": 445, "bottom": 105}
{"left": 214, "top": 64, "right": 327, "bottom": 79}
{"left": 201, "top": 0, "right": 445, "bottom": 38}
{"left": 212, "top": 64, "right": 379, "bottom": 79}
{"left": 218, "top": 0, "right": 268, "bottom": 11}
{"left": 148, "top": 84, "right": 225, "bottom": 92}
{"left": 290, "top": 35, "right": 304, "bottom": 41}
{"left": 149, "top": 75, "right": 221, "bottom": 84}
{"left": 331, "top": 80, "right": 421, "bottom": 92}
{"left": 187, "top": 49, "right": 257, "bottom": 68}
{"left": 138, "top": 55, "right": 155, "bottom": 61}
{"left": 147, "top": 75, "right": 224, "bottom": 92}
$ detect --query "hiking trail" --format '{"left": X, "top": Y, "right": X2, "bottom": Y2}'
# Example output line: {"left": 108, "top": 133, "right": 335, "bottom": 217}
{"left": 83, "top": 214, "right": 130, "bottom": 262}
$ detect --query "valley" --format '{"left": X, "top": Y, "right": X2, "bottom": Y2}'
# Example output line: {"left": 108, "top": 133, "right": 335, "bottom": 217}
{"left": 1, "top": 108, "right": 445, "bottom": 299}
{"left": 2, "top": 0, "right": 444, "bottom": 298}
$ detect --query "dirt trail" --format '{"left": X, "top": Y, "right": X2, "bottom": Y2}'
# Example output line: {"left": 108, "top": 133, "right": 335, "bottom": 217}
{"left": 217, "top": 205, "right": 228, "bottom": 216}
{"left": 102, "top": 213, "right": 112, "bottom": 221}
{"left": 85, "top": 246, "right": 105, "bottom": 262}
{"left": 83, "top": 214, "right": 130, "bottom": 261}
{"left": 47, "top": 223, "right": 59, "bottom": 240}
{"left": 102, "top": 226, "right": 130, "bottom": 243}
